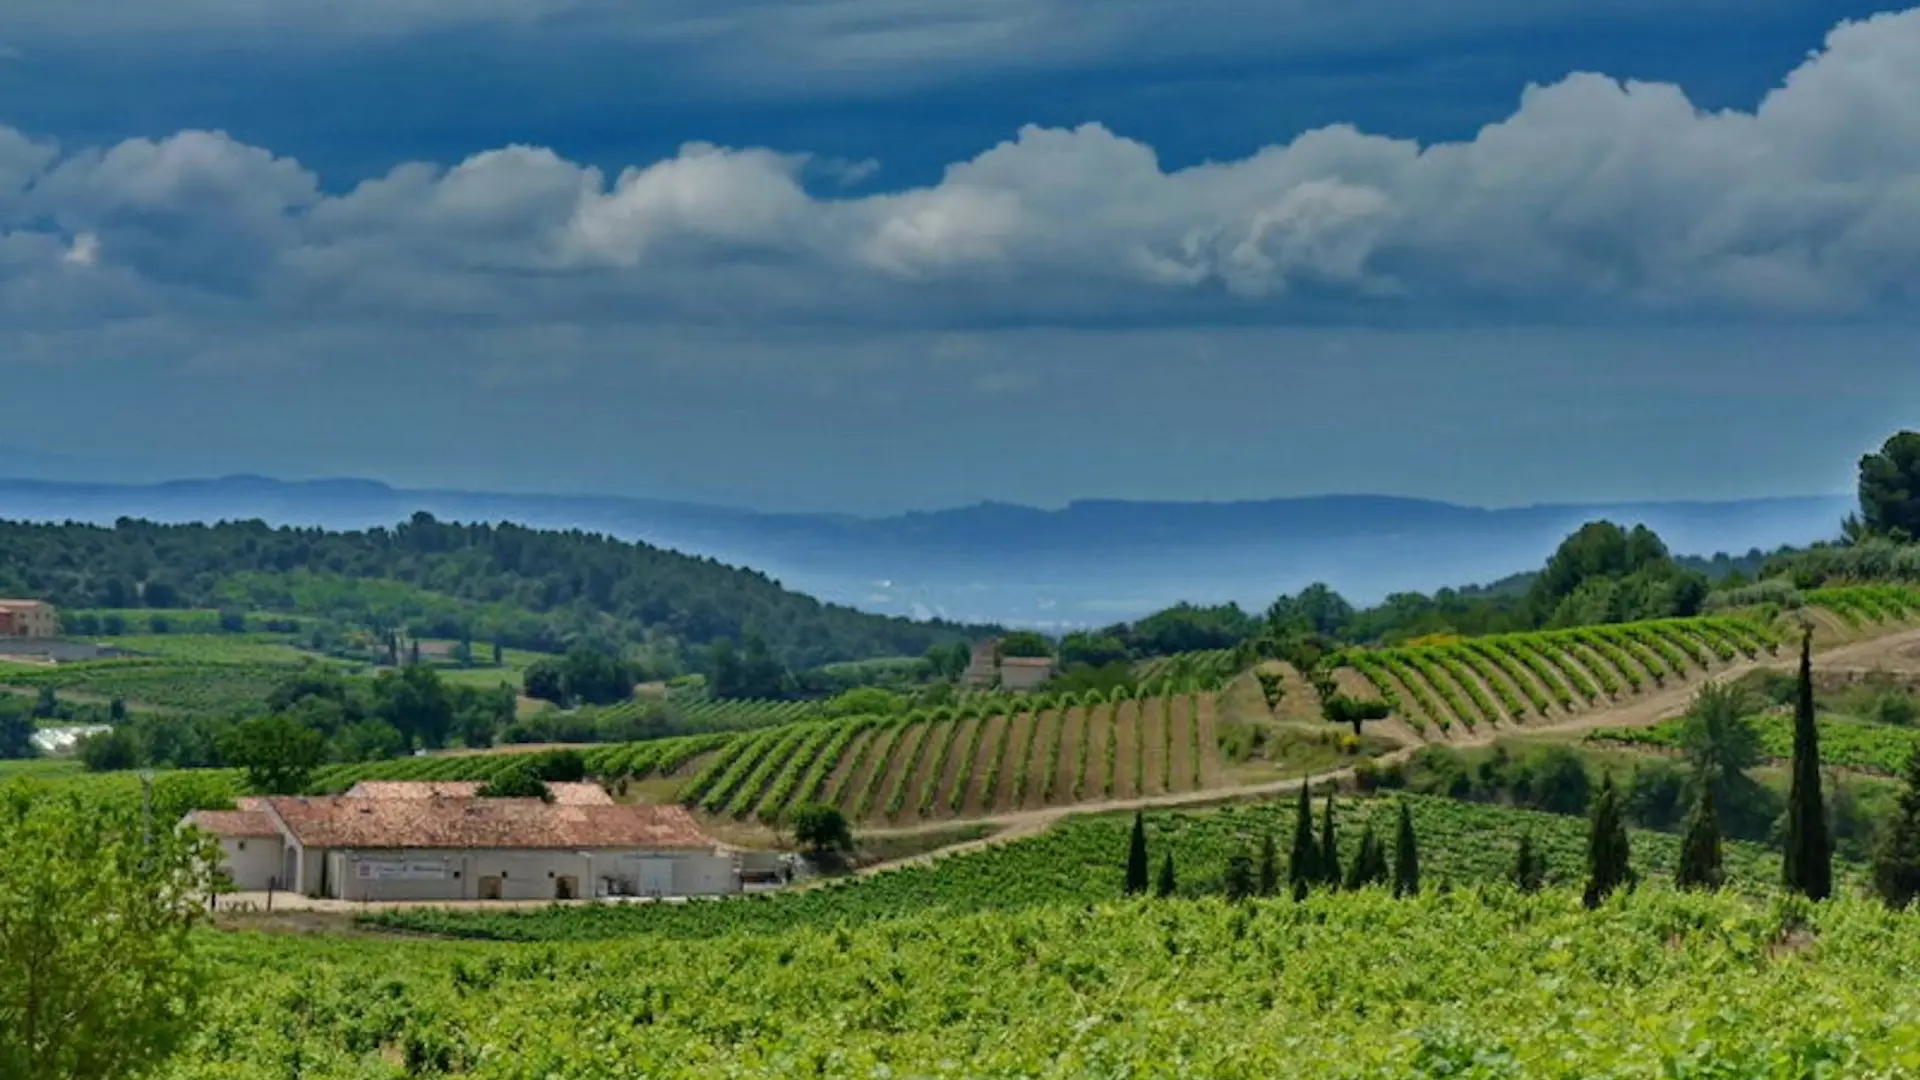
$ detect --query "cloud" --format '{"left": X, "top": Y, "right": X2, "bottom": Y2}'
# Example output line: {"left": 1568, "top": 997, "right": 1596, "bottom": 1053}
{"left": 0, "top": 7, "right": 1918, "bottom": 332}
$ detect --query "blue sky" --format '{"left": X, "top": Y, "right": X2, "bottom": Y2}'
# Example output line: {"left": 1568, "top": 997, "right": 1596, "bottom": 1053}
{"left": 0, "top": 0, "right": 1915, "bottom": 513}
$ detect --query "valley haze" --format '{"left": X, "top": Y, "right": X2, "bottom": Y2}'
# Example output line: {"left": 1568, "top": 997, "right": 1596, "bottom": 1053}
{"left": 0, "top": 476, "right": 1846, "bottom": 628}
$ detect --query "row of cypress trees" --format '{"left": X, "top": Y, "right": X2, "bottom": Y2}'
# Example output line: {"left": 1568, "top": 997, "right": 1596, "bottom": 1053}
{"left": 1122, "top": 785, "right": 1420, "bottom": 901}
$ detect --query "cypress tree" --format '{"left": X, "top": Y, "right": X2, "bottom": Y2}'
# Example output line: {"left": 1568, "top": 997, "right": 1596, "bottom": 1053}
{"left": 1156, "top": 851, "right": 1178, "bottom": 898}
{"left": 1124, "top": 811, "right": 1150, "bottom": 895}
{"left": 1319, "top": 790, "right": 1342, "bottom": 888}
{"left": 1223, "top": 853, "right": 1257, "bottom": 902}
{"left": 1583, "top": 774, "right": 1634, "bottom": 909}
{"left": 1783, "top": 630, "right": 1833, "bottom": 900}
{"left": 1675, "top": 783, "right": 1724, "bottom": 891}
{"left": 1345, "top": 824, "right": 1388, "bottom": 889}
{"left": 1872, "top": 746, "right": 1920, "bottom": 909}
{"left": 1288, "top": 782, "right": 1319, "bottom": 900}
{"left": 1512, "top": 833, "right": 1544, "bottom": 893}
{"left": 1256, "top": 832, "right": 1279, "bottom": 897}
{"left": 1393, "top": 799, "right": 1420, "bottom": 898}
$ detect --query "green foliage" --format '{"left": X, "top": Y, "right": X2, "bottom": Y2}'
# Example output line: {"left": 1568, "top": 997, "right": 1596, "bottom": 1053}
{"left": 1343, "top": 822, "right": 1390, "bottom": 889}
{"left": 1676, "top": 785, "right": 1725, "bottom": 891}
{"left": 0, "top": 787, "right": 217, "bottom": 1080}
{"left": 995, "top": 631, "right": 1052, "bottom": 659}
{"left": 0, "top": 517, "right": 985, "bottom": 671}
{"left": 1319, "top": 790, "right": 1341, "bottom": 888}
{"left": 1288, "top": 784, "right": 1318, "bottom": 901}
{"left": 1155, "top": 851, "right": 1177, "bottom": 898}
{"left": 1583, "top": 775, "right": 1635, "bottom": 909}
{"left": 1784, "top": 632, "right": 1834, "bottom": 901}
{"left": 475, "top": 764, "right": 553, "bottom": 802}
{"left": 1873, "top": 749, "right": 1920, "bottom": 909}
{"left": 217, "top": 715, "right": 325, "bottom": 795}
{"left": 1394, "top": 800, "right": 1420, "bottom": 898}
{"left": 791, "top": 803, "right": 853, "bottom": 854}
{"left": 1853, "top": 430, "right": 1920, "bottom": 541}
{"left": 1321, "top": 693, "right": 1391, "bottom": 738}
{"left": 1125, "top": 811, "right": 1150, "bottom": 895}
{"left": 1221, "top": 852, "right": 1257, "bottom": 901}
{"left": 1511, "top": 833, "right": 1544, "bottom": 893}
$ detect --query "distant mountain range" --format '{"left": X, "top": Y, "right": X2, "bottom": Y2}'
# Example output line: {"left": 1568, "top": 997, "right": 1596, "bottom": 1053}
{"left": 0, "top": 475, "right": 1851, "bottom": 628}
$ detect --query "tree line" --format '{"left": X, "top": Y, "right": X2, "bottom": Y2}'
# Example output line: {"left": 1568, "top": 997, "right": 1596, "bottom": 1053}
{"left": 0, "top": 513, "right": 989, "bottom": 671}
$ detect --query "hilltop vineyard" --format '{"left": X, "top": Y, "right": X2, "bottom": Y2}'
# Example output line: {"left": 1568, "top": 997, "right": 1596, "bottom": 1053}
{"left": 675, "top": 679, "right": 1231, "bottom": 825}
{"left": 1333, "top": 616, "right": 1781, "bottom": 735}
{"left": 1804, "top": 585, "right": 1920, "bottom": 629}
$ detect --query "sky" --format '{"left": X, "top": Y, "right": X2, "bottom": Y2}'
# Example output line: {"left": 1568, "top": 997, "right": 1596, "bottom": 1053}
{"left": 0, "top": 0, "right": 1916, "bottom": 514}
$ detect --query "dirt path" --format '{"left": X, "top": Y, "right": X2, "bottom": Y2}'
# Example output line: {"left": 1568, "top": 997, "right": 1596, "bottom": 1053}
{"left": 849, "top": 626, "right": 1920, "bottom": 878}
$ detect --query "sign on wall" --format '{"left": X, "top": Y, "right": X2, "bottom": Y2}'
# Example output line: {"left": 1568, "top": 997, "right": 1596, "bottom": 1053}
{"left": 353, "top": 858, "right": 450, "bottom": 881}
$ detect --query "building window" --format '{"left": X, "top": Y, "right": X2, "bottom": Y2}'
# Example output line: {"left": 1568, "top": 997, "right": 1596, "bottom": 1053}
{"left": 236, "top": 841, "right": 246, "bottom": 851}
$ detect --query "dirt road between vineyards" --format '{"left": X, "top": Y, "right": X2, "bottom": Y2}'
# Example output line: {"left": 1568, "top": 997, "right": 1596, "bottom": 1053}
{"left": 848, "top": 626, "right": 1920, "bottom": 877}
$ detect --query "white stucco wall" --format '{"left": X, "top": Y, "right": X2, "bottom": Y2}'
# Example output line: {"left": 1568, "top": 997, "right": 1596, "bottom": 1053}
{"left": 216, "top": 836, "right": 285, "bottom": 891}
{"left": 318, "top": 848, "right": 742, "bottom": 902}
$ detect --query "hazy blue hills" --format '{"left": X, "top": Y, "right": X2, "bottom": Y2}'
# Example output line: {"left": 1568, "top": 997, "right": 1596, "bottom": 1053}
{"left": 0, "top": 476, "right": 1849, "bottom": 628}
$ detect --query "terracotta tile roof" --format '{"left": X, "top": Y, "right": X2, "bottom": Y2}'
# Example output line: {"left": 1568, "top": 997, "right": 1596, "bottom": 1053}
{"left": 187, "top": 809, "right": 282, "bottom": 839}
{"left": 343, "top": 780, "right": 614, "bottom": 805}
{"left": 262, "top": 796, "right": 714, "bottom": 851}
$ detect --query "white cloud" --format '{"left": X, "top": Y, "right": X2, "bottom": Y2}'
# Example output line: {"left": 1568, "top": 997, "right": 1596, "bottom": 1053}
{"left": 0, "top": 7, "right": 1918, "bottom": 329}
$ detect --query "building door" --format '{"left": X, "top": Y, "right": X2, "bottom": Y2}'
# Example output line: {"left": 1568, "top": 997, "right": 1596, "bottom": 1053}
{"left": 554, "top": 875, "right": 577, "bottom": 900}
{"left": 479, "top": 876, "right": 503, "bottom": 900}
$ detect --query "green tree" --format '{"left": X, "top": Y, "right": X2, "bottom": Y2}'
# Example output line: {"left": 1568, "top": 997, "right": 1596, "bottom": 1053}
{"left": 1853, "top": 431, "right": 1920, "bottom": 541}
{"left": 1256, "top": 832, "right": 1279, "bottom": 897}
{"left": 1319, "top": 790, "right": 1341, "bottom": 888}
{"left": 1222, "top": 853, "right": 1257, "bottom": 902}
{"left": 0, "top": 701, "right": 34, "bottom": 760}
{"left": 1512, "top": 833, "right": 1544, "bottom": 893}
{"left": 329, "top": 719, "right": 407, "bottom": 764}
{"left": 1, "top": 789, "right": 217, "bottom": 1080}
{"left": 32, "top": 686, "right": 57, "bottom": 719}
{"left": 1783, "top": 631, "right": 1833, "bottom": 900}
{"left": 996, "top": 631, "right": 1053, "bottom": 659}
{"left": 534, "top": 749, "right": 587, "bottom": 783}
{"left": 1288, "top": 782, "right": 1319, "bottom": 900}
{"left": 1675, "top": 784, "right": 1724, "bottom": 891}
{"left": 1255, "top": 671, "right": 1286, "bottom": 712}
{"left": 78, "top": 729, "right": 140, "bottom": 772}
{"left": 1393, "top": 800, "right": 1420, "bottom": 898}
{"left": 1058, "top": 632, "right": 1130, "bottom": 670}
{"left": 523, "top": 659, "right": 566, "bottom": 705}
{"left": 375, "top": 664, "right": 455, "bottom": 750}
{"left": 1582, "top": 774, "right": 1634, "bottom": 909}
{"left": 476, "top": 763, "right": 553, "bottom": 801}
{"left": 217, "top": 715, "right": 325, "bottom": 794}
{"left": 1871, "top": 747, "right": 1920, "bottom": 909}
{"left": 792, "top": 803, "right": 853, "bottom": 855}
{"left": 1155, "top": 851, "right": 1177, "bottom": 898}
{"left": 1344, "top": 823, "right": 1388, "bottom": 889}
{"left": 1124, "top": 811, "right": 1150, "bottom": 896}
{"left": 1322, "top": 694, "right": 1391, "bottom": 739}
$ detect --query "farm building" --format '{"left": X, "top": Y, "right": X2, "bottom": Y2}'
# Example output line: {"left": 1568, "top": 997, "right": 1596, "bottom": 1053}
{"left": 184, "top": 790, "right": 736, "bottom": 901}
{"left": 960, "top": 638, "right": 1057, "bottom": 691}
{"left": 0, "top": 599, "right": 57, "bottom": 639}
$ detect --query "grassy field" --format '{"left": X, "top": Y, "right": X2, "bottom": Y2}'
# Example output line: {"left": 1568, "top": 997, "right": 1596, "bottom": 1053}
{"left": 1591, "top": 711, "right": 1920, "bottom": 776}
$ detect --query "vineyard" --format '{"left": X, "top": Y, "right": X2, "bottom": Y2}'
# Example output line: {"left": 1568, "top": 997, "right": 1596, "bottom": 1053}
{"left": 570, "top": 694, "right": 823, "bottom": 735}
{"left": 1333, "top": 616, "right": 1782, "bottom": 737}
{"left": 668, "top": 684, "right": 1239, "bottom": 826}
{"left": 364, "top": 791, "right": 1853, "bottom": 941}
{"left": 1591, "top": 712, "right": 1920, "bottom": 776}
{"left": 0, "top": 659, "right": 308, "bottom": 713}
{"left": 1803, "top": 584, "right": 1920, "bottom": 629}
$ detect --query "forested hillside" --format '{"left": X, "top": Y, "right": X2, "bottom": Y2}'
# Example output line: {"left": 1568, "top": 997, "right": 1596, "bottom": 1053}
{"left": 0, "top": 514, "right": 988, "bottom": 668}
